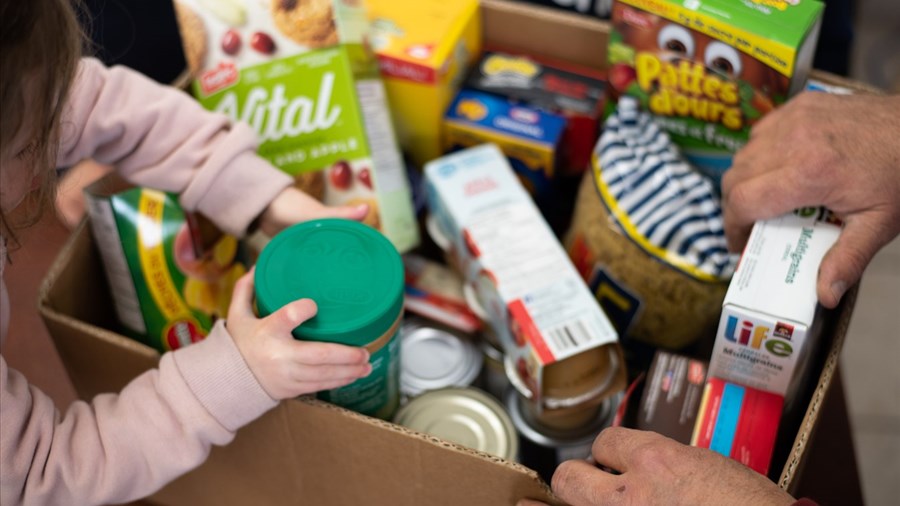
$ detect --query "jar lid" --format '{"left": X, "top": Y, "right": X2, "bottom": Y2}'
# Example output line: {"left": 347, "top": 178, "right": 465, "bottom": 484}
{"left": 255, "top": 219, "right": 404, "bottom": 347}
{"left": 400, "top": 325, "right": 483, "bottom": 397}
{"left": 394, "top": 387, "right": 518, "bottom": 461}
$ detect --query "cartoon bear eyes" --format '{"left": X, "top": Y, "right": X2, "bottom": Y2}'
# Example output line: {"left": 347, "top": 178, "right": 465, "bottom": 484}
{"left": 658, "top": 24, "right": 695, "bottom": 58}
{"left": 704, "top": 41, "right": 743, "bottom": 77}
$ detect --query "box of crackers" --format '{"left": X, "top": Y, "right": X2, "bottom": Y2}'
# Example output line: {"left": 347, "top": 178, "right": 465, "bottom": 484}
{"left": 172, "top": 0, "right": 419, "bottom": 252}
{"left": 605, "top": 0, "right": 824, "bottom": 187}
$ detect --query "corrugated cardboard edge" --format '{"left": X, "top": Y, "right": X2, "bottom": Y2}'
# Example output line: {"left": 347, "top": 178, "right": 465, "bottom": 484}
{"left": 777, "top": 285, "right": 857, "bottom": 493}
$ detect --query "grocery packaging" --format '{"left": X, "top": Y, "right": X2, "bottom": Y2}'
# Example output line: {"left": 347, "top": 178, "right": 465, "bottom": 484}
{"left": 172, "top": 0, "right": 419, "bottom": 252}
{"left": 465, "top": 50, "right": 606, "bottom": 174}
{"left": 84, "top": 174, "right": 245, "bottom": 352}
{"left": 424, "top": 143, "right": 626, "bottom": 419}
{"left": 443, "top": 89, "right": 567, "bottom": 205}
{"left": 403, "top": 254, "right": 482, "bottom": 333}
{"left": 636, "top": 350, "right": 707, "bottom": 444}
{"left": 708, "top": 208, "right": 841, "bottom": 405}
{"left": 254, "top": 219, "right": 405, "bottom": 419}
{"left": 692, "top": 377, "right": 784, "bottom": 475}
{"left": 567, "top": 98, "right": 737, "bottom": 349}
{"left": 367, "top": 0, "right": 481, "bottom": 168}
{"left": 399, "top": 318, "right": 483, "bottom": 399}
{"left": 606, "top": 0, "right": 824, "bottom": 185}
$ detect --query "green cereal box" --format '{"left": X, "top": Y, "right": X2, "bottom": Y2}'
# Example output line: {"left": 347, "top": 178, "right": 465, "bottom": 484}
{"left": 606, "top": 0, "right": 824, "bottom": 187}
{"left": 173, "top": 0, "right": 419, "bottom": 252}
{"left": 85, "top": 174, "right": 246, "bottom": 352}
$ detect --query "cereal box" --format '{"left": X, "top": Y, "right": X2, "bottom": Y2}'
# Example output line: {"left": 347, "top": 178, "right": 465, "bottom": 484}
{"left": 708, "top": 207, "right": 841, "bottom": 404}
{"left": 85, "top": 174, "right": 246, "bottom": 352}
{"left": 367, "top": 0, "right": 481, "bottom": 168}
{"left": 424, "top": 144, "right": 623, "bottom": 408}
{"left": 606, "top": 0, "right": 824, "bottom": 186}
{"left": 172, "top": 0, "right": 418, "bottom": 252}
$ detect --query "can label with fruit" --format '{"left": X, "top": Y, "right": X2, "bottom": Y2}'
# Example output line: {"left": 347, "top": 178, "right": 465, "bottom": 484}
{"left": 172, "top": 0, "right": 419, "bottom": 252}
{"left": 85, "top": 174, "right": 246, "bottom": 352}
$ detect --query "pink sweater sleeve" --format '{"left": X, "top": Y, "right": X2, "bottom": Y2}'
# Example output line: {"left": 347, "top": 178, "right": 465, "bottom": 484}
{"left": 0, "top": 321, "right": 277, "bottom": 506}
{"left": 57, "top": 58, "right": 292, "bottom": 236}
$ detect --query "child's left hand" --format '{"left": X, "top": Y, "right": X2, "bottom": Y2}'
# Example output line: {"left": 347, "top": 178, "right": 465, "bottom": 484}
{"left": 256, "top": 187, "right": 369, "bottom": 236}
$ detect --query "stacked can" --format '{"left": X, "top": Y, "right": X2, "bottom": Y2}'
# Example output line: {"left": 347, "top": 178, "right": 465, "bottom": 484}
{"left": 399, "top": 318, "right": 483, "bottom": 401}
{"left": 255, "top": 219, "right": 404, "bottom": 420}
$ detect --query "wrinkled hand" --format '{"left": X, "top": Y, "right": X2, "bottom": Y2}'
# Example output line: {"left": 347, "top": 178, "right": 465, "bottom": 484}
{"left": 226, "top": 269, "right": 371, "bottom": 400}
{"left": 723, "top": 92, "right": 900, "bottom": 308}
{"left": 257, "top": 187, "right": 369, "bottom": 236}
{"left": 519, "top": 427, "right": 794, "bottom": 506}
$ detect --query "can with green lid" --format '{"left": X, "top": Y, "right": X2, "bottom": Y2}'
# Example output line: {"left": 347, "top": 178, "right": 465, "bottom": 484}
{"left": 255, "top": 218, "right": 404, "bottom": 420}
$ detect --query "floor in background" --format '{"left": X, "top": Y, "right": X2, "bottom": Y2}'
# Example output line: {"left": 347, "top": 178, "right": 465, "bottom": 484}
{"left": 844, "top": 0, "right": 900, "bottom": 504}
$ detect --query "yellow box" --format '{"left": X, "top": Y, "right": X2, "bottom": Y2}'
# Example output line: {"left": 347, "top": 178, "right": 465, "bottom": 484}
{"left": 367, "top": 0, "right": 482, "bottom": 169}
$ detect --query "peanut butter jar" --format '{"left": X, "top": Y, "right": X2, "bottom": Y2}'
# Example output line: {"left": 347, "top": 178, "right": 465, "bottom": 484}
{"left": 255, "top": 219, "right": 404, "bottom": 420}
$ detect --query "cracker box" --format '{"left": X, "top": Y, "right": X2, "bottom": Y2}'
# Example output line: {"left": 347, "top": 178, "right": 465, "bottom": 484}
{"left": 424, "top": 144, "right": 624, "bottom": 407}
{"left": 465, "top": 50, "right": 607, "bottom": 174}
{"left": 84, "top": 174, "right": 245, "bottom": 353}
{"left": 636, "top": 350, "right": 708, "bottom": 444}
{"left": 443, "top": 89, "right": 568, "bottom": 203}
{"left": 172, "top": 0, "right": 418, "bottom": 252}
{"left": 708, "top": 207, "right": 841, "bottom": 404}
{"left": 606, "top": 0, "right": 824, "bottom": 186}
{"left": 367, "top": 0, "right": 482, "bottom": 169}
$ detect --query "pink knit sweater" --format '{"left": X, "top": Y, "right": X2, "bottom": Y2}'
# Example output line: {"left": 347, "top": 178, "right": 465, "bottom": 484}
{"left": 0, "top": 58, "right": 292, "bottom": 505}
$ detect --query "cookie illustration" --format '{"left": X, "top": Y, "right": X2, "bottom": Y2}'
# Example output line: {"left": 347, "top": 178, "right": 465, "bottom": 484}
{"left": 174, "top": 2, "right": 208, "bottom": 76}
{"left": 347, "top": 197, "right": 380, "bottom": 230}
{"left": 293, "top": 170, "right": 326, "bottom": 201}
{"left": 271, "top": 0, "right": 339, "bottom": 48}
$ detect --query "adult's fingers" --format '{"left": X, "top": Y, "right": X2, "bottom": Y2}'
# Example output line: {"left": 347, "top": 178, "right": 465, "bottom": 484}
{"left": 551, "top": 458, "right": 621, "bottom": 506}
{"left": 227, "top": 268, "right": 257, "bottom": 321}
{"left": 262, "top": 298, "right": 318, "bottom": 336}
{"left": 815, "top": 218, "right": 885, "bottom": 308}
{"left": 291, "top": 341, "right": 370, "bottom": 366}
{"left": 588, "top": 427, "right": 664, "bottom": 475}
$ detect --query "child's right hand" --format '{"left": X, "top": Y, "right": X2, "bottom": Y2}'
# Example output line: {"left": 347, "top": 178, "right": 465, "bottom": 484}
{"left": 225, "top": 269, "right": 372, "bottom": 400}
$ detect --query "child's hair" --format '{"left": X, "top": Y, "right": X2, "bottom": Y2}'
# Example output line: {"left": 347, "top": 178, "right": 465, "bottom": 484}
{"left": 0, "top": 0, "right": 85, "bottom": 242}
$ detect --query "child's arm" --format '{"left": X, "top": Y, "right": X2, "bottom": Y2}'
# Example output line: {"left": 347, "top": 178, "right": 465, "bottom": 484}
{"left": 57, "top": 57, "right": 291, "bottom": 237}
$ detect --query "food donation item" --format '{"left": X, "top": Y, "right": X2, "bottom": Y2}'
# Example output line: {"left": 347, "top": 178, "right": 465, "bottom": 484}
{"left": 691, "top": 377, "right": 783, "bottom": 475}
{"left": 85, "top": 174, "right": 245, "bottom": 352}
{"left": 399, "top": 318, "right": 483, "bottom": 399}
{"left": 636, "top": 350, "right": 708, "bottom": 444}
{"left": 394, "top": 387, "right": 519, "bottom": 461}
{"left": 425, "top": 144, "right": 626, "bottom": 421}
{"left": 172, "top": 0, "right": 419, "bottom": 252}
{"left": 567, "top": 97, "right": 737, "bottom": 349}
{"left": 254, "top": 218, "right": 404, "bottom": 419}
{"left": 403, "top": 254, "right": 481, "bottom": 333}
{"left": 367, "top": 0, "right": 481, "bottom": 168}
{"left": 606, "top": 0, "right": 824, "bottom": 186}
{"left": 708, "top": 207, "right": 841, "bottom": 406}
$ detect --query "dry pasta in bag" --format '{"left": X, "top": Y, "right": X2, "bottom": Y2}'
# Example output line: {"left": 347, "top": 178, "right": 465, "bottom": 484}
{"left": 566, "top": 98, "right": 738, "bottom": 349}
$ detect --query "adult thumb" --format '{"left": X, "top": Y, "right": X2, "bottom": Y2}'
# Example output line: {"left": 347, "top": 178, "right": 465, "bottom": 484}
{"left": 816, "top": 222, "right": 882, "bottom": 309}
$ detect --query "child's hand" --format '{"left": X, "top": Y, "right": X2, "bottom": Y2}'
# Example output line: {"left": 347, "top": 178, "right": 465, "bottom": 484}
{"left": 225, "top": 269, "right": 372, "bottom": 400}
{"left": 256, "top": 187, "right": 369, "bottom": 236}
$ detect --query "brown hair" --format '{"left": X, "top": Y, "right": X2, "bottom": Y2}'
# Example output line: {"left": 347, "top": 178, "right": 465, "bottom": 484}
{"left": 0, "top": 0, "right": 85, "bottom": 243}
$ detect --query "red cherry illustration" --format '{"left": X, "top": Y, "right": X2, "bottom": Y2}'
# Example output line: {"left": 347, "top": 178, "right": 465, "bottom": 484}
{"left": 221, "top": 30, "right": 241, "bottom": 55}
{"left": 250, "top": 32, "right": 276, "bottom": 55}
{"left": 358, "top": 167, "right": 373, "bottom": 189}
{"left": 329, "top": 160, "right": 353, "bottom": 190}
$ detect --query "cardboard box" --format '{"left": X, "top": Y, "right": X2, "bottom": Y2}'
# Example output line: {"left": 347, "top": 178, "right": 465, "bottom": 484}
{"left": 367, "top": 0, "right": 482, "bottom": 168}
{"left": 39, "top": 1, "right": 865, "bottom": 502}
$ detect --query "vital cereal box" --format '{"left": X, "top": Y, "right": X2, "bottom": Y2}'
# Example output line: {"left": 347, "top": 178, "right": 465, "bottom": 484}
{"left": 606, "top": 0, "right": 824, "bottom": 186}
{"left": 367, "top": 0, "right": 481, "bottom": 169}
{"left": 172, "top": 0, "right": 419, "bottom": 252}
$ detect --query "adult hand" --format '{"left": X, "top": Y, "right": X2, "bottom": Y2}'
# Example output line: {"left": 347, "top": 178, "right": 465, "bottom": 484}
{"left": 722, "top": 92, "right": 900, "bottom": 308}
{"left": 518, "top": 427, "right": 794, "bottom": 506}
{"left": 226, "top": 269, "right": 371, "bottom": 400}
{"left": 256, "top": 186, "right": 369, "bottom": 236}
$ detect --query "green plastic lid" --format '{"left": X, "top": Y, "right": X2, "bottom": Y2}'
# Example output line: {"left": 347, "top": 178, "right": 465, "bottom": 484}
{"left": 254, "top": 219, "right": 404, "bottom": 347}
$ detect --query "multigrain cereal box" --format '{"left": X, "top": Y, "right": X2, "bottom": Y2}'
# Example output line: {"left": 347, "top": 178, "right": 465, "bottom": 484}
{"left": 424, "top": 144, "right": 624, "bottom": 409}
{"left": 85, "top": 174, "right": 246, "bottom": 353}
{"left": 172, "top": 0, "right": 419, "bottom": 252}
{"left": 708, "top": 207, "right": 841, "bottom": 405}
{"left": 367, "top": 0, "right": 481, "bottom": 169}
{"left": 606, "top": 0, "right": 824, "bottom": 186}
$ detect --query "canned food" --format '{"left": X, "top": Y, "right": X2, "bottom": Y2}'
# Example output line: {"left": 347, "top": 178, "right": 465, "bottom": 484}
{"left": 477, "top": 335, "right": 509, "bottom": 401}
{"left": 400, "top": 321, "right": 483, "bottom": 398}
{"left": 255, "top": 219, "right": 404, "bottom": 420}
{"left": 506, "top": 387, "right": 621, "bottom": 483}
{"left": 394, "top": 387, "right": 519, "bottom": 461}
